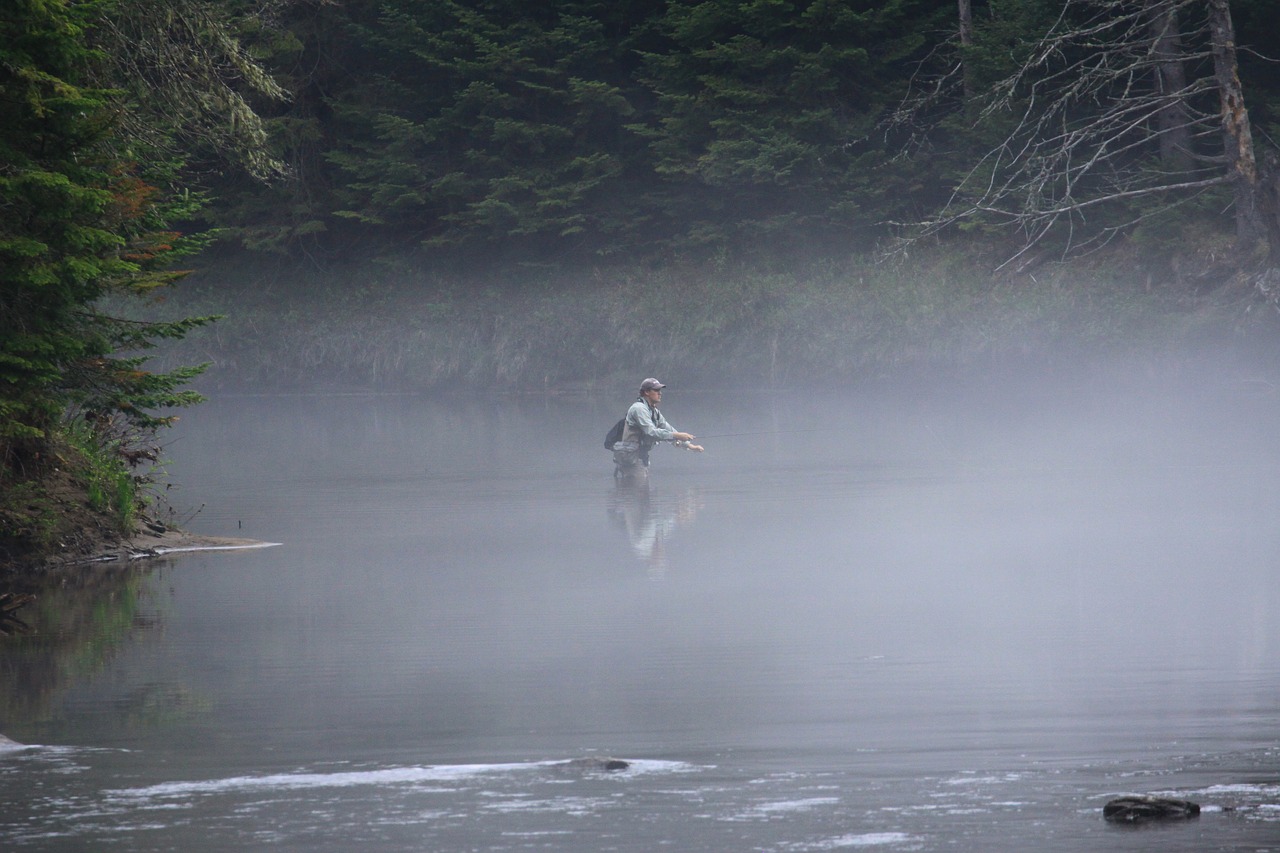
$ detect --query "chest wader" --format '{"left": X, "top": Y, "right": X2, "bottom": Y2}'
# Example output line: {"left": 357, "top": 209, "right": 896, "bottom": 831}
{"left": 612, "top": 402, "right": 659, "bottom": 478}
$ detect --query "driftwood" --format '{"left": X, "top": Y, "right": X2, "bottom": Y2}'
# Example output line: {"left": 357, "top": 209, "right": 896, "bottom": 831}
{"left": 1103, "top": 795, "right": 1200, "bottom": 823}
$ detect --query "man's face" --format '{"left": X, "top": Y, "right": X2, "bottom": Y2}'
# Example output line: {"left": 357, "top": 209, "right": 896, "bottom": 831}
{"left": 643, "top": 388, "right": 662, "bottom": 404}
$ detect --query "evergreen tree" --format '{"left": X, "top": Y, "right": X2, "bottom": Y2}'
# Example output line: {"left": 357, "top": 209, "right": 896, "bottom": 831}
{"left": 635, "top": 0, "right": 954, "bottom": 255}
{"left": 193, "top": 0, "right": 1280, "bottom": 268}
{"left": 199, "top": 0, "right": 352, "bottom": 252}
{"left": 320, "top": 0, "right": 660, "bottom": 258}
{"left": 1, "top": 0, "right": 280, "bottom": 553}
{"left": 0, "top": 0, "right": 200, "bottom": 468}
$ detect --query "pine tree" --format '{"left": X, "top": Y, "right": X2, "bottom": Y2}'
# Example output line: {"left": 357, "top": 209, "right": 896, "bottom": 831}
{"left": 0, "top": 0, "right": 261, "bottom": 556}
{"left": 321, "top": 0, "right": 657, "bottom": 258}
{"left": 635, "top": 0, "right": 954, "bottom": 255}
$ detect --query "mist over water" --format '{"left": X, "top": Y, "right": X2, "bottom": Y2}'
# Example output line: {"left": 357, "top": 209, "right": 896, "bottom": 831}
{"left": 3, "top": 365, "right": 1279, "bottom": 850}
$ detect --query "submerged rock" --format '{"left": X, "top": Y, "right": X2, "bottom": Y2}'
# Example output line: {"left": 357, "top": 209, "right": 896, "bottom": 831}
{"left": 558, "top": 757, "right": 630, "bottom": 772}
{"left": 1103, "top": 795, "right": 1200, "bottom": 823}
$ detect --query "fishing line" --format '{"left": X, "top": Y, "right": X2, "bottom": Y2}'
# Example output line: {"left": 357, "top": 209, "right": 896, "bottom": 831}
{"left": 694, "top": 428, "right": 826, "bottom": 439}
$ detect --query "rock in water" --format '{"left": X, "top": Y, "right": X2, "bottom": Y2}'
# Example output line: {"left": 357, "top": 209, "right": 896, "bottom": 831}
{"left": 1103, "top": 795, "right": 1200, "bottom": 823}
{"left": 560, "top": 757, "right": 630, "bottom": 772}
{"left": 0, "top": 734, "right": 25, "bottom": 752}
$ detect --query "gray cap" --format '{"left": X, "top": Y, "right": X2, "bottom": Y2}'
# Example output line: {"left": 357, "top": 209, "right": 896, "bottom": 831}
{"left": 639, "top": 378, "right": 666, "bottom": 392}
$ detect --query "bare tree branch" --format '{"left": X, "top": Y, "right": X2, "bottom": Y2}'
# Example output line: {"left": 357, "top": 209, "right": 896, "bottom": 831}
{"left": 883, "top": 0, "right": 1277, "bottom": 264}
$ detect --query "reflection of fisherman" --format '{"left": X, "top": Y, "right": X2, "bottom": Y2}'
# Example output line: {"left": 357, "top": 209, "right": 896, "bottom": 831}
{"left": 612, "top": 378, "right": 703, "bottom": 479}
{"left": 607, "top": 484, "right": 704, "bottom": 578}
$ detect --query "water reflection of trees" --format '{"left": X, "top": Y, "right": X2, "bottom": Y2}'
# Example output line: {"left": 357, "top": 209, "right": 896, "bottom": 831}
{"left": 0, "top": 592, "right": 35, "bottom": 636}
{"left": 606, "top": 482, "right": 704, "bottom": 578}
{"left": 0, "top": 563, "right": 168, "bottom": 731}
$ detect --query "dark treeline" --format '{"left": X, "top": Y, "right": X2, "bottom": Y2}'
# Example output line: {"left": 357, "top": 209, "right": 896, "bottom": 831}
{"left": 205, "top": 0, "right": 1280, "bottom": 268}
{"left": 216, "top": 0, "right": 944, "bottom": 261}
{"left": 4, "top": 0, "right": 1280, "bottom": 564}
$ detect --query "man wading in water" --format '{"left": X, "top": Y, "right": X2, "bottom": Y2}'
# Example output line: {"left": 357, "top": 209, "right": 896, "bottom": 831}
{"left": 612, "top": 378, "right": 702, "bottom": 480}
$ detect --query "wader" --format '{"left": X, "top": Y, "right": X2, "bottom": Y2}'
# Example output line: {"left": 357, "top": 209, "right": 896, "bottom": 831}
{"left": 612, "top": 404, "right": 658, "bottom": 480}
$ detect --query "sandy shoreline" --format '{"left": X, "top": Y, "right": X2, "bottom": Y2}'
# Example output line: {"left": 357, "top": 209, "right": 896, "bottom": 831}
{"left": 4, "top": 529, "right": 279, "bottom": 578}
{"left": 43, "top": 530, "right": 282, "bottom": 568}
{"left": 118, "top": 529, "right": 281, "bottom": 560}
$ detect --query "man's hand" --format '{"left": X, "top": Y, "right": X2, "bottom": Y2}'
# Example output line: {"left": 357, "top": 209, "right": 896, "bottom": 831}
{"left": 673, "top": 431, "right": 695, "bottom": 442}
{"left": 685, "top": 443, "right": 704, "bottom": 452}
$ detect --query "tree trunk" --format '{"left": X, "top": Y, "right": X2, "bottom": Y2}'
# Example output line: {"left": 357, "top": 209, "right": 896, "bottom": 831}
{"left": 1145, "top": 0, "right": 1193, "bottom": 171}
{"left": 958, "top": 0, "right": 974, "bottom": 100}
{"left": 1207, "top": 0, "right": 1277, "bottom": 260}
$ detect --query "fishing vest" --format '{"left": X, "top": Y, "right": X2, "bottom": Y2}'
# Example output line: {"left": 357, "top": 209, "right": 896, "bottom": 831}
{"left": 614, "top": 399, "right": 661, "bottom": 466}
{"left": 621, "top": 399, "right": 662, "bottom": 451}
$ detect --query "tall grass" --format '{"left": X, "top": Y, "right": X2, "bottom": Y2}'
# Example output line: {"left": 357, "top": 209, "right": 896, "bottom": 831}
{"left": 63, "top": 418, "right": 138, "bottom": 534}
{"left": 0, "top": 418, "right": 142, "bottom": 565}
{"left": 116, "top": 247, "right": 1255, "bottom": 393}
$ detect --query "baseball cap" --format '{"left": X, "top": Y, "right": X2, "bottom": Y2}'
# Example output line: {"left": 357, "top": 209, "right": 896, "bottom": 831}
{"left": 639, "top": 378, "right": 666, "bottom": 392}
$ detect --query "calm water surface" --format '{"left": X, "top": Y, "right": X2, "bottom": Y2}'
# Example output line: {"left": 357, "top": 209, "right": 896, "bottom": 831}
{"left": 2, "top": 378, "right": 1279, "bottom": 851}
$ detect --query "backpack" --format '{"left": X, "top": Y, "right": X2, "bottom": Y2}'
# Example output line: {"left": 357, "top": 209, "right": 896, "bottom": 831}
{"left": 604, "top": 417, "right": 625, "bottom": 450}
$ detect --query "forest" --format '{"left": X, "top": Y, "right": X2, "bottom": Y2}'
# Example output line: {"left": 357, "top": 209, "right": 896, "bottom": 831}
{"left": 4, "top": 0, "right": 1280, "bottom": 565}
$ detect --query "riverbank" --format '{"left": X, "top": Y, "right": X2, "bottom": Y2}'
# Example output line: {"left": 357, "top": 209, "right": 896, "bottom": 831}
{"left": 0, "top": 439, "right": 257, "bottom": 577}
{"left": 2, "top": 510, "right": 277, "bottom": 580}
{"left": 88, "top": 528, "right": 280, "bottom": 564}
{"left": 6, "top": 531, "right": 278, "bottom": 578}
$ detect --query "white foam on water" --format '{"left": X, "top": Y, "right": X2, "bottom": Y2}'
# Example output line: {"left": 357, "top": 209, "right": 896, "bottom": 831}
{"left": 784, "top": 832, "right": 921, "bottom": 850}
{"left": 940, "top": 772, "right": 1022, "bottom": 786}
{"left": 104, "top": 757, "right": 698, "bottom": 803}
{"left": 105, "top": 761, "right": 537, "bottom": 800}
{"left": 753, "top": 797, "right": 841, "bottom": 813}
{"left": 100, "top": 822, "right": 172, "bottom": 833}
{"left": 501, "top": 830, "right": 575, "bottom": 837}
{"left": 367, "top": 809, "right": 453, "bottom": 826}
{"left": 1193, "top": 783, "right": 1280, "bottom": 796}
{"left": 483, "top": 796, "right": 612, "bottom": 816}
{"left": 0, "top": 743, "right": 88, "bottom": 756}
{"left": 618, "top": 758, "right": 699, "bottom": 775}
{"left": 827, "top": 833, "right": 920, "bottom": 848}
{"left": 722, "top": 796, "right": 841, "bottom": 821}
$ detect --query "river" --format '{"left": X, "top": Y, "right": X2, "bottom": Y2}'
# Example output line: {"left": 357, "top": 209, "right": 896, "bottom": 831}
{"left": 2, "top": 374, "right": 1278, "bottom": 851}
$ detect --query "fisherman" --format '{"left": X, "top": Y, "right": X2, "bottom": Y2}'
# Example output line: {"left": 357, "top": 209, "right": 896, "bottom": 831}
{"left": 613, "top": 378, "right": 702, "bottom": 479}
